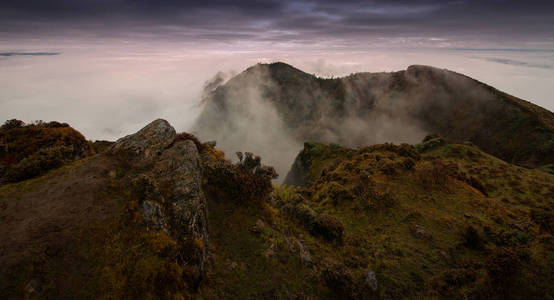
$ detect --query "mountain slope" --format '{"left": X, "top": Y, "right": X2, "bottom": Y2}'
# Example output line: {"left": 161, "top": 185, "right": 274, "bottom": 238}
{"left": 1, "top": 119, "right": 552, "bottom": 299}
{"left": 276, "top": 139, "right": 554, "bottom": 298}
{"left": 193, "top": 62, "right": 554, "bottom": 171}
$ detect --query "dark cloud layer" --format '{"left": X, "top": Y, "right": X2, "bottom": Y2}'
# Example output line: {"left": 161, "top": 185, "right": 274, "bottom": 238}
{"left": 0, "top": 52, "right": 60, "bottom": 56}
{"left": 1, "top": 0, "right": 553, "bottom": 48}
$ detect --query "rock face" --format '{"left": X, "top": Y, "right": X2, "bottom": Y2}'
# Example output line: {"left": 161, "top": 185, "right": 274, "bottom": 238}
{"left": 110, "top": 119, "right": 210, "bottom": 282}
{"left": 283, "top": 142, "right": 314, "bottom": 186}
{"left": 365, "top": 269, "right": 378, "bottom": 292}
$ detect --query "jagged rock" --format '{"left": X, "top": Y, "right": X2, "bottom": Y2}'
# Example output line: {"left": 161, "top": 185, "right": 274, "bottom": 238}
{"left": 113, "top": 119, "right": 210, "bottom": 284}
{"left": 110, "top": 119, "right": 176, "bottom": 160}
{"left": 142, "top": 200, "right": 168, "bottom": 232}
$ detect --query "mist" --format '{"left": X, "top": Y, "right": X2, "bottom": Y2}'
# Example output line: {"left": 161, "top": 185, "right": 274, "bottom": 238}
{"left": 1, "top": 44, "right": 553, "bottom": 180}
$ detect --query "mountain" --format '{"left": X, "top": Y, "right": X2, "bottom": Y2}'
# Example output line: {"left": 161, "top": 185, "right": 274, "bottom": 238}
{"left": 1, "top": 119, "right": 552, "bottom": 298}
{"left": 193, "top": 62, "right": 554, "bottom": 176}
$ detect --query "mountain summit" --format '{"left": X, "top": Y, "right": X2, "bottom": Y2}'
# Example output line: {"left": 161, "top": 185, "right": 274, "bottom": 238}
{"left": 194, "top": 62, "right": 554, "bottom": 174}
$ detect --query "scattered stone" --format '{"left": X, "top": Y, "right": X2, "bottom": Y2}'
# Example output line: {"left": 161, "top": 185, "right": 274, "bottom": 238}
{"left": 512, "top": 221, "right": 531, "bottom": 232}
{"left": 365, "top": 269, "right": 378, "bottom": 291}
{"left": 25, "top": 279, "right": 40, "bottom": 298}
{"left": 226, "top": 261, "right": 238, "bottom": 271}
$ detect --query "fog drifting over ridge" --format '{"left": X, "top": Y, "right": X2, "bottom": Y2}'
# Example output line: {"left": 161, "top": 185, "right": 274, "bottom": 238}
{"left": 1, "top": 44, "right": 553, "bottom": 145}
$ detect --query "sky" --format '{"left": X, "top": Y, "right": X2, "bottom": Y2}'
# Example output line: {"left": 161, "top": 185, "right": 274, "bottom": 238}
{"left": 1, "top": 0, "right": 553, "bottom": 140}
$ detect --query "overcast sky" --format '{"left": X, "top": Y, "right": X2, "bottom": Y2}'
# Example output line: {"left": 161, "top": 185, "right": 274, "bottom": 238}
{"left": 1, "top": 0, "right": 553, "bottom": 140}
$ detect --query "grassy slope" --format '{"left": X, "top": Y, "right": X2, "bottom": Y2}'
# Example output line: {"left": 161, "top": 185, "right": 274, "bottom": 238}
{"left": 210, "top": 144, "right": 554, "bottom": 298}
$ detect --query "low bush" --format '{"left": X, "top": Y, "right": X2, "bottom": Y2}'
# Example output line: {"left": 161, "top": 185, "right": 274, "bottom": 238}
{"left": 416, "top": 137, "right": 445, "bottom": 153}
{"left": 313, "top": 213, "right": 344, "bottom": 242}
{"left": 0, "top": 119, "right": 24, "bottom": 130}
{"left": 204, "top": 151, "right": 278, "bottom": 204}
{"left": 315, "top": 181, "right": 354, "bottom": 205}
{"left": 321, "top": 259, "right": 354, "bottom": 298}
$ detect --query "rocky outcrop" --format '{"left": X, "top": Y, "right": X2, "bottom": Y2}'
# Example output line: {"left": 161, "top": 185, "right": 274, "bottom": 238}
{"left": 110, "top": 119, "right": 210, "bottom": 283}
{"left": 110, "top": 119, "right": 176, "bottom": 161}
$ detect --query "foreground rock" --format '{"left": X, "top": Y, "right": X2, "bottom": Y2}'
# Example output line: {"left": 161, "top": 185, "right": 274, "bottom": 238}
{"left": 110, "top": 119, "right": 210, "bottom": 283}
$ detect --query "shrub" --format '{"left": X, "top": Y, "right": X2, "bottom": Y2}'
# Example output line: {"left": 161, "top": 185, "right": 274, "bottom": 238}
{"left": 420, "top": 160, "right": 451, "bottom": 188}
{"left": 313, "top": 213, "right": 344, "bottom": 242}
{"left": 1, "top": 119, "right": 25, "bottom": 130}
{"left": 295, "top": 203, "right": 318, "bottom": 230}
{"left": 315, "top": 181, "right": 354, "bottom": 205}
{"left": 321, "top": 259, "right": 354, "bottom": 298}
{"left": 309, "top": 143, "right": 324, "bottom": 156}
{"left": 204, "top": 151, "right": 278, "bottom": 204}
{"left": 416, "top": 137, "right": 445, "bottom": 153}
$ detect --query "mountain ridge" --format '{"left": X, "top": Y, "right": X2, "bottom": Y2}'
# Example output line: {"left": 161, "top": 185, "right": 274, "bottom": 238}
{"left": 194, "top": 62, "right": 554, "bottom": 173}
